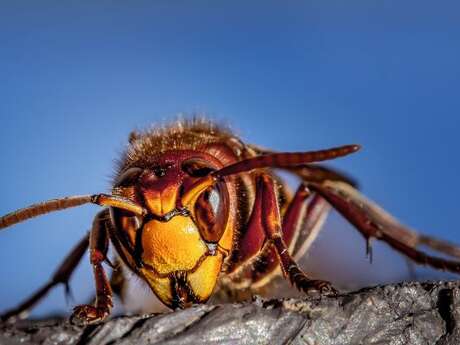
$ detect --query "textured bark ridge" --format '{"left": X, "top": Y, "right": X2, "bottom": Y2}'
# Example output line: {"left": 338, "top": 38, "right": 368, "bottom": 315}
{"left": 1, "top": 281, "right": 460, "bottom": 345}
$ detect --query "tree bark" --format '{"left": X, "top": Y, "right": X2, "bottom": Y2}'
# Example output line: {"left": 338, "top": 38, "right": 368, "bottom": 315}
{"left": 1, "top": 281, "right": 460, "bottom": 345}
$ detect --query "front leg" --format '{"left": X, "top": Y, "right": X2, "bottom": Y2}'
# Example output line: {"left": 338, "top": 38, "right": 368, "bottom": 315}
{"left": 71, "top": 210, "right": 113, "bottom": 325}
{"left": 256, "top": 174, "right": 337, "bottom": 295}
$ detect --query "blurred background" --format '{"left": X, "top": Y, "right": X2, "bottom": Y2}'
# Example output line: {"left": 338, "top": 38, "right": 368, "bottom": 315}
{"left": 0, "top": 1, "right": 459, "bottom": 318}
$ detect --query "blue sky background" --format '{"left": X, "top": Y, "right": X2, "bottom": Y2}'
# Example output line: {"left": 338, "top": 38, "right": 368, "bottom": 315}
{"left": 0, "top": 1, "right": 459, "bottom": 317}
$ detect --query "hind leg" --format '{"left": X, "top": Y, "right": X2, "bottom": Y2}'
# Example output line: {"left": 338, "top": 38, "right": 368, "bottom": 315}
{"left": 309, "top": 181, "right": 460, "bottom": 273}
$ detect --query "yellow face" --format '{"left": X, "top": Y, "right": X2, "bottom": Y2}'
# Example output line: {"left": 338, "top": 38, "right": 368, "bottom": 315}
{"left": 140, "top": 215, "right": 224, "bottom": 308}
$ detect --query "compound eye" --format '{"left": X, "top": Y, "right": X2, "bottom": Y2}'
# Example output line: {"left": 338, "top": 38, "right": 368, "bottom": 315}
{"left": 194, "top": 185, "right": 227, "bottom": 243}
{"left": 182, "top": 159, "right": 216, "bottom": 177}
{"left": 114, "top": 167, "right": 143, "bottom": 187}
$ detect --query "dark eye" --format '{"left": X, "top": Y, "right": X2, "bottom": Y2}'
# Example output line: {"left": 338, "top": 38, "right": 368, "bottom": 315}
{"left": 194, "top": 186, "right": 223, "bottom": 242}
{"left": 182, "top": 159, "right": 215, "bottom": 177}
{"left": 114, "top": 167, "right": 143, "bottom": 187}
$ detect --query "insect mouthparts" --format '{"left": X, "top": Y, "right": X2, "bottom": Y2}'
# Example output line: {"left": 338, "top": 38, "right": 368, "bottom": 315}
{"left": 146, "top": 207, "right": 191, "bottom": 222}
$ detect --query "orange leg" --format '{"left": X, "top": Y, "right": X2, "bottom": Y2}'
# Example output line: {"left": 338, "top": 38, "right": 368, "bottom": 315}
{"left": 256, "top": 174, "right": 337, "bottom": 294}
{"left": 228, "top": 174, "right": 336, "bottom": 294}
{"left": 234, "top": 185, "right": 313, "bottom": 283}
{"left": 70, "top": 210, "right": 113, "bottom": 325}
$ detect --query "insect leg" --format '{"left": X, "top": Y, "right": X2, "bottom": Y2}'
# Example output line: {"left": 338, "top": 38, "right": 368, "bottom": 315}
{"left": 225, "top": 180, "right": 331, "bottom": 293}
{"left": 224, "top": 175, "right": 267, "bottom": 275}
{"left": 109, "top": 257, "right": 127, "bottom": 304}
{"left": 291, "top": 193, "right": 331, "bottom": 262}
{"left": 309, "top": 181, "right": 460, "bottom": 273}
{"left": 282, "top": 184, "right": 312, "bottom": 248}
{"left": 82, "top": 256, "right": 126, "bottom": 312}
{"left": 70, "top": 210, "right": 114, "bottom": 325}
{"left": 0, "top": 233, "right": 89, "bottom": 322}
{"left": 256, "top": 173, "right": 337, "bottom": 295}
{"left": 282, "top": 185, "right": 333, "bottom": 260}
{"left": 243, "top": 185, "right": 329, "bottom": 285}
{"left": 245, "top": 146, "right": 359, "bottom": 259}
{"left": 417, "top": 234, "right": 460, "bottom": 260}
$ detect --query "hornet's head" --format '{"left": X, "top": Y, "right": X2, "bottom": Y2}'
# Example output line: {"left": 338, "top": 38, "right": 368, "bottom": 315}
{"left": 111, "top": 150, "right": 233, "bottom": 308}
